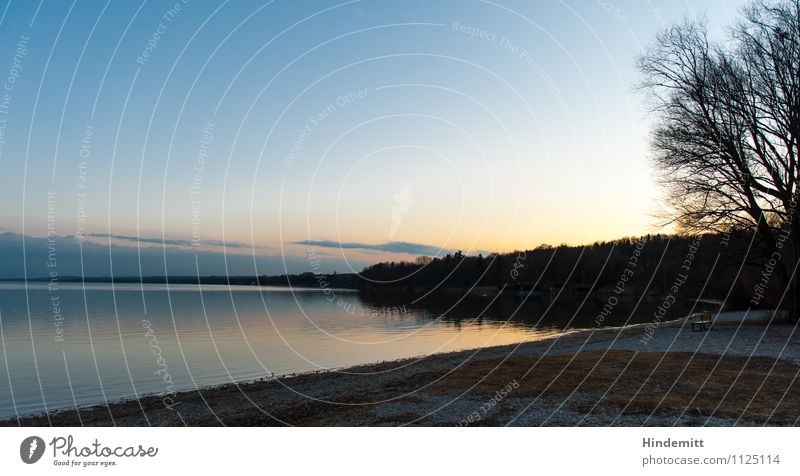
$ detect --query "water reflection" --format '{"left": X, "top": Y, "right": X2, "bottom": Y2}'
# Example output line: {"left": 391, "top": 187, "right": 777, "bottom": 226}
{"left": 0, "top": 282, "right": 705, "bottom": 418}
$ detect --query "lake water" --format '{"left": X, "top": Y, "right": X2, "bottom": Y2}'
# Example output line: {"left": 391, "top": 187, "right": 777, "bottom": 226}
{"left": 0, "top": 282, "right": 693, "bottom": 419}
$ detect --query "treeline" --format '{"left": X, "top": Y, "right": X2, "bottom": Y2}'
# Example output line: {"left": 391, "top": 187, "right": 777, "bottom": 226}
{"left": 256, "top": 272, "right": 359, "bottom": 288}
{"left": 355, "top": 231, "right": 782, "bottom": 309}
{"left": 35, "top": 231, "right": 786, "bottom": 309}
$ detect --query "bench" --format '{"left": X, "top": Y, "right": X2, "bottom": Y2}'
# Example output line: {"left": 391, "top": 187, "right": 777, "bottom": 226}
{"left": 690, "top": 313, "right": 713, "bottom": 332}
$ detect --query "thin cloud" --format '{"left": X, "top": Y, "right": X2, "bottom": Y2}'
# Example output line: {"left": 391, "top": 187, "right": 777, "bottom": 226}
{"left": 0, "top": 232, "right": 359, "bottom": 278}
{"left": 292, "top": 239, "right": 450, "bottom": 256}
{"left": 86, "top": 233, "right": 265, "bottom": 249}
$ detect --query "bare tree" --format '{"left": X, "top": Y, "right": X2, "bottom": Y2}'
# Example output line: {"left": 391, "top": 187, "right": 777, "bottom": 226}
{"left": 638, "top": 0, "right": 800, "bottom": 317}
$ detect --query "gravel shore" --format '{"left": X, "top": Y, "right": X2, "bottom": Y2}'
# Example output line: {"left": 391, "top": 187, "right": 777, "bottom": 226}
{"left": 3, "top": 314, "right": 799, "bottom": 427}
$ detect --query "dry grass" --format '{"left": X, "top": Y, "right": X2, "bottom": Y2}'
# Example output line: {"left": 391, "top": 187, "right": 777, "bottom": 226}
{"left": 424, "top": 350, "right": 800, "bottom": 424}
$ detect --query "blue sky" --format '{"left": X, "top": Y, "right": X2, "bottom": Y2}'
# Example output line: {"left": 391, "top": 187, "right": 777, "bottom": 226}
{"left": 0, "top": 0, "right": 747, "bottom": 276}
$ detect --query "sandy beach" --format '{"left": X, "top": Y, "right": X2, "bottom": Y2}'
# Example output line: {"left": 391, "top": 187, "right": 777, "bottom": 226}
{"left": 3, "top": 313, "right": 799, "bottom": 427}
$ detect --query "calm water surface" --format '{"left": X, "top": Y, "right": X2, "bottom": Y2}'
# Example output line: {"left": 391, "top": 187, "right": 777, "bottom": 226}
{"left": 0, "top": 282, "right": 690, "bottom": 418}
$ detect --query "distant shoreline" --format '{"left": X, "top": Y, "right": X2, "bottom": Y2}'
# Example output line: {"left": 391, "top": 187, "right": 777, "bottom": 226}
{"left": 4, "top": 314, "right": 797, "bottom": 426}
{"left": 0, "top": 277, "right": 731, "bottom": 304}
{"left": 0, "top": 274, "right": 360, "bottom": 288}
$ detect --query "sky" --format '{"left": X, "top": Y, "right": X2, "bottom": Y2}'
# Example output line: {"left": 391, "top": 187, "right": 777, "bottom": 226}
{"left": 0, "top": 0, "right": 748, "bottom": 277}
